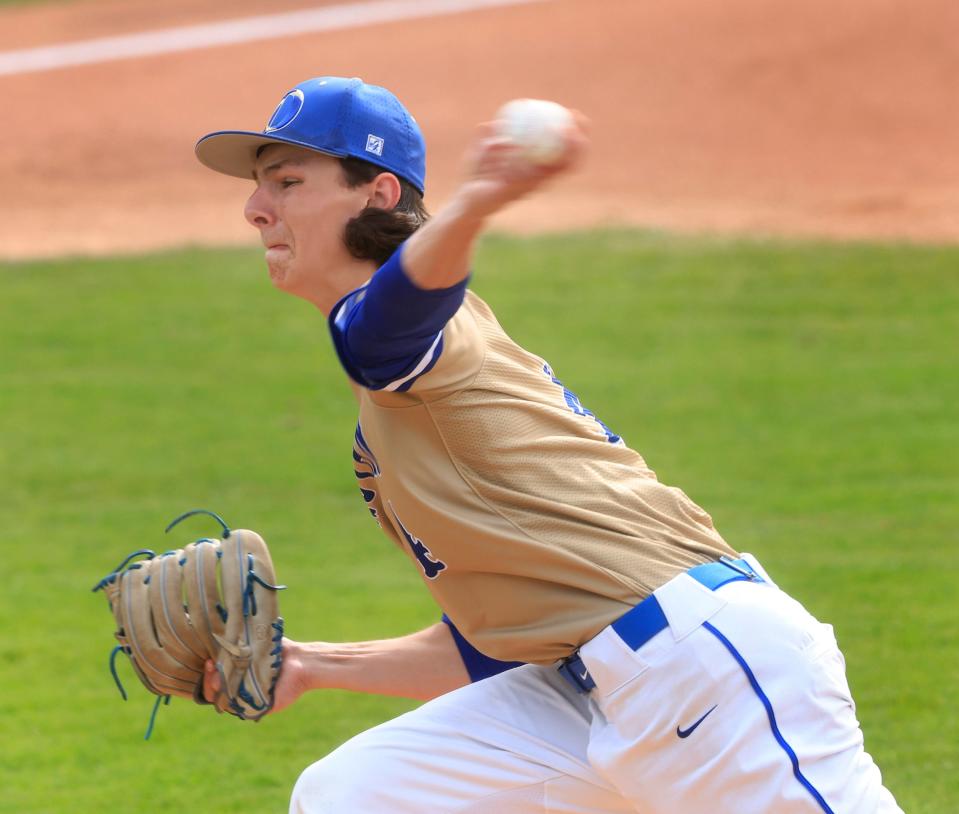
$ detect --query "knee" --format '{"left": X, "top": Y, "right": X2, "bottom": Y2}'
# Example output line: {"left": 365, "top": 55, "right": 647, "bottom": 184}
{"left": 288, "top": 737, "right": 386, "bottom": 814}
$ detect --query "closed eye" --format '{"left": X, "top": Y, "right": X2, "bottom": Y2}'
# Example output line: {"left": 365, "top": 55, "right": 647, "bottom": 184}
{"left": 280, "top": 178, "right": 300, "bottom": 189}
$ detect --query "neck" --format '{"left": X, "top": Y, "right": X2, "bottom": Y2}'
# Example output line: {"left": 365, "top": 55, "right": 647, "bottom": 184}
{"left": 300, "top": 258, "right": 379, "bottom": 316}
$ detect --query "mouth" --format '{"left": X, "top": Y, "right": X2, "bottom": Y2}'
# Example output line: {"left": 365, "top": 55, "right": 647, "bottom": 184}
{"left": 265, "top": 243, "right": 291, "bottom": 263}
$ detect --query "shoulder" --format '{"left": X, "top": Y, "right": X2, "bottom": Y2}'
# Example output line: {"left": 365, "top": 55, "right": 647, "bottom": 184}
{"left": 373, "top": 292, "right": 490, "bottom": 402}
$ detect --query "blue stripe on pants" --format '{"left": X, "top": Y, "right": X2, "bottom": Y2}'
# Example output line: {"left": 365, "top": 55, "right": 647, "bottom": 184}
{"left": 703, "top": 621, "right": 836, "bottom": 814}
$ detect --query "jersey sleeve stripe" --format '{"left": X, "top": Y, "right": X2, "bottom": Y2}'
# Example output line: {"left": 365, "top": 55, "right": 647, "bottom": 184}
{"left": 382, "top": 331, "right": 443, "bottom": 392}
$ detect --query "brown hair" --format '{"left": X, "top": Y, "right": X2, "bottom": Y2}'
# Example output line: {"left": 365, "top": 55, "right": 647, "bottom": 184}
{"left": 339, "top": 157, "right": 430, "bottom": 266}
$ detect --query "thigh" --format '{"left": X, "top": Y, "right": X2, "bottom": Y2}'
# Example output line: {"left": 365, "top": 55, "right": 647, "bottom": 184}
{"left": 583, "top": 579, "right": 903, "bottom": 814}
{"left": 290, "top": 664, "right": 636, "bottom": 814}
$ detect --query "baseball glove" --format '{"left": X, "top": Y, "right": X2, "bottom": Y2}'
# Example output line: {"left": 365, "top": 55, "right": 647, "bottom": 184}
{"left": 93, "top": 509, "right": 285, "bottom": 737}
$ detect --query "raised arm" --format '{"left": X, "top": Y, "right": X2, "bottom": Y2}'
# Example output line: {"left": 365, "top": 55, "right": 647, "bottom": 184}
{"left": 401, "top": 117, "right": 588, "bottom": 291}
{"left": 331, "top": 117, "right": 588, "bottom": 391}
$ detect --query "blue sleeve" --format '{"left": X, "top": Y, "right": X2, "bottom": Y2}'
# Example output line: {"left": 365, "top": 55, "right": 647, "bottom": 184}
{"left": 441, "top": 614, "right": 524, "bottom": 682}
{"left": 328, "top": 243, "right": 470, "bottom": 391}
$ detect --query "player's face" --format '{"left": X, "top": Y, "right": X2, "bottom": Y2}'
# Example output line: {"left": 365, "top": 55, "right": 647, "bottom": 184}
{"left": 245, "top": 144, "right": 370, "bottom": 300}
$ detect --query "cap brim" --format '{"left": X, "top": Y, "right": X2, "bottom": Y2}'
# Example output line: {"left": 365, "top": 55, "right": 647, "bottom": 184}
{"left": 194, "top": 130, "right": 343, "bottom": 179}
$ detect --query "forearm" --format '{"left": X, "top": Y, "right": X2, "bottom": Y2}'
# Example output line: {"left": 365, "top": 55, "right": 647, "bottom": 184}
{"left": 287, "top": 622, "right": 471, "bottom": 702}
{"left": 393, "top": 110, "right": 586, "bottom": 292}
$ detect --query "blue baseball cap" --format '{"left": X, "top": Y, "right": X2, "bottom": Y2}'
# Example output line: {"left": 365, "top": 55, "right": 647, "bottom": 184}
{"left": 195, "top": 77, "right": 426, "bottom": 194}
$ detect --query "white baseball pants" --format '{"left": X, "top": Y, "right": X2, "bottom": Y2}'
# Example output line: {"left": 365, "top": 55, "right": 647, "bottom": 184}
{"left": 290, "top": 556, "right": 903, "bottom": 813}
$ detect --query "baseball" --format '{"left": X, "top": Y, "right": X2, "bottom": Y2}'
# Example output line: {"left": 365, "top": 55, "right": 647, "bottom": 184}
{"left": 494, "top": 98, "right": 574, "bottom": 165}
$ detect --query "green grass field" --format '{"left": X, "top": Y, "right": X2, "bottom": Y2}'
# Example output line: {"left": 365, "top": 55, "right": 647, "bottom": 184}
{"left": 0, "top": 0, "right": 71, "bottom": 8}
{"left": 0, "top": 0, "right": 64, "bottom": 8}
{"left": 1, "top": 231, "right": 956, "bottom": 813}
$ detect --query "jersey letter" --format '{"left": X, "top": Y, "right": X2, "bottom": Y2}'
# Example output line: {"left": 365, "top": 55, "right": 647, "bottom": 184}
{"left": 543, "top": 363, "right": 623, "bottom": 444}
{"left": 388, "top": 503, "right": 447, "bottom": 580}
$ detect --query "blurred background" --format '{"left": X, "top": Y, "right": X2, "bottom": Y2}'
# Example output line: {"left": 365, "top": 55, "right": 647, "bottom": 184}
{"left": 1, "top": 0, "right": 957, "bottom": 258}
{"left": 1, "top": 1, "right": 956, "bottom": 812}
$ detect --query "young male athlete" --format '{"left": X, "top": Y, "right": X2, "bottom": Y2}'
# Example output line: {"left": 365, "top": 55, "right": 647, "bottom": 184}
{"left": 195, "top": 77, "right": 902, "bottom": 813}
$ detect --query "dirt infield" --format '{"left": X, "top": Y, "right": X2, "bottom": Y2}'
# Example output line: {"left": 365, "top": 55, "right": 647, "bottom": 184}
{"left": 0, "top": 0, "right": 956, "bottom": 260}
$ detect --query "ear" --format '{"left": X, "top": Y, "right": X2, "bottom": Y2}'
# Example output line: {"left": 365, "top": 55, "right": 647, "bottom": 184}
{"left": 367, "top": 172, "right": 402, "bottom": 211}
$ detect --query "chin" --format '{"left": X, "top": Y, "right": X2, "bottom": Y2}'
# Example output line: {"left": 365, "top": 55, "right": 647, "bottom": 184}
{"left": 267, "top": 261, "right": 295, "bottom": 291}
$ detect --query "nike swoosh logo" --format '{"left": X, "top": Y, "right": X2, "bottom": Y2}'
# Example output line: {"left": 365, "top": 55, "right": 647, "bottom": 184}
{"left": 676, "top": 704, "right": 718, "bottom": 738}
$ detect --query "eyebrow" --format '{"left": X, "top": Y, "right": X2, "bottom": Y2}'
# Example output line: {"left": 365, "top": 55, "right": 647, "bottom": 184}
{"left": 252, "top": 156, "right": 305, "bottom": 182}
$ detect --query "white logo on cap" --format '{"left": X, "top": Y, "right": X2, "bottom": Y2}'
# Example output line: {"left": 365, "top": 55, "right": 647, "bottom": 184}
{"left": 265, "top": 88, "right": 305, "bottom": 133}
{"left": 365, "top": 134, "right": 385, "bottom": 156}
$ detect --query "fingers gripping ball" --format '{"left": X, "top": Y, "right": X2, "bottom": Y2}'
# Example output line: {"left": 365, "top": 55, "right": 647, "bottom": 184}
{"left": 495, "top": 98, "right": 575, "bottom": 166}
{"left": 93, "top": 509, "right": 286, "bottom": 736}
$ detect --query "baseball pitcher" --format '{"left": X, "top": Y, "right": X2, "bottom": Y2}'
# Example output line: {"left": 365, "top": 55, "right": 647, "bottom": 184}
{"left": 193, "top": 77, "right": 903, "bottom": 814}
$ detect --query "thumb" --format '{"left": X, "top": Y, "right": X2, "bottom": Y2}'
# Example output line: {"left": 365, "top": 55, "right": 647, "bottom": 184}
{"left": 203, "top": 659, "right": 221, "bottom": 703}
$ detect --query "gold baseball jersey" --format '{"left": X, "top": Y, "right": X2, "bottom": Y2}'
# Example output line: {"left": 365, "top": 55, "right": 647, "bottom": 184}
{"left": 334, "top": 267, "right": 737, "bottom": 666}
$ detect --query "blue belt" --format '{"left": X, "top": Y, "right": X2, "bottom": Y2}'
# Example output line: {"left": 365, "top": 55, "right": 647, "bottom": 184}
{"left": 558, "top": 556, "right": 764, "bottom": 694}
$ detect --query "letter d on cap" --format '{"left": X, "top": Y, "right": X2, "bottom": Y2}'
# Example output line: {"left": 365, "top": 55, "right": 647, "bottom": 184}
{"left": 265, "top": 89, "right": 305, "bottom": 133}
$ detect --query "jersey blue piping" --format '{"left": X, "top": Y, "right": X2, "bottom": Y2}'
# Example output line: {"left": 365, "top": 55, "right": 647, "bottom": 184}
{"left": 702, "top": 621, "right": 836, "bottom": 814}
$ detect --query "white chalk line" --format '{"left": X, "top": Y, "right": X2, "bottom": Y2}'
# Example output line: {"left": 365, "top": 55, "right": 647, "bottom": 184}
{"left": 0, "top": 0, "right": 545, "bottom": 77}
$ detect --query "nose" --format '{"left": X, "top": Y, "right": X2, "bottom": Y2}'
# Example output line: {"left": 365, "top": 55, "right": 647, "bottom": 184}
{"left": 244, "top": 186, "right": 275, "bottom": 228}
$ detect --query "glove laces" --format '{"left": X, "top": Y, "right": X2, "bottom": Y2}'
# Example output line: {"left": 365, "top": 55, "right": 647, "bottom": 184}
{"left": 94, "top": 510, "right": 287, "bottom": 739}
